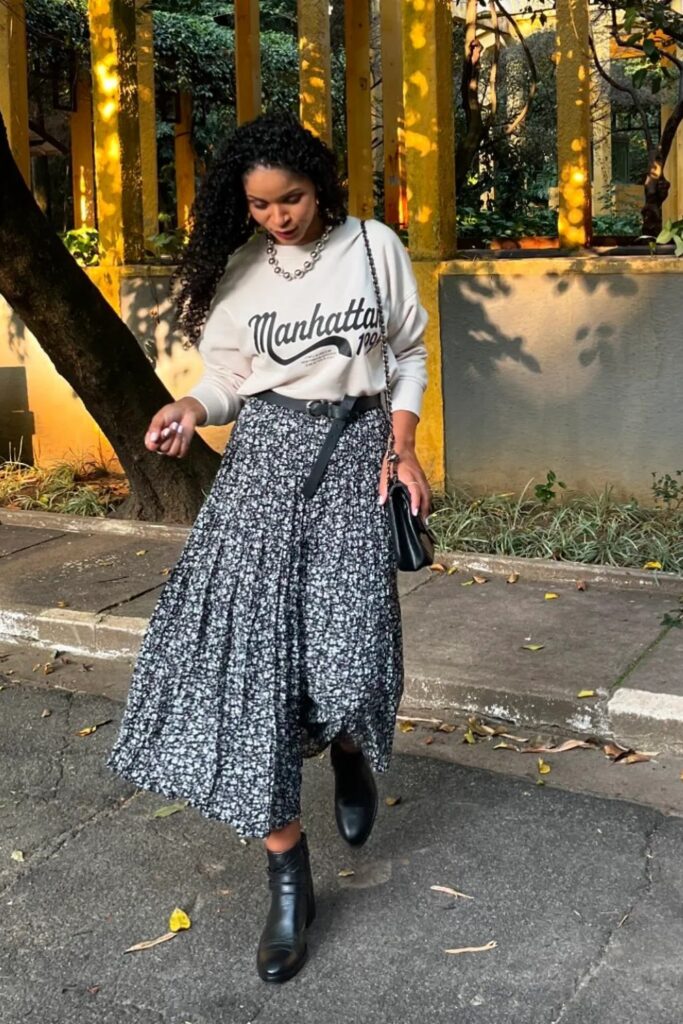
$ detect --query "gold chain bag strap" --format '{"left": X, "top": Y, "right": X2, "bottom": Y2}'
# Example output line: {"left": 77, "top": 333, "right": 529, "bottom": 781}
{"left": 360, "top": 220, "right": 435, "bottom": 572}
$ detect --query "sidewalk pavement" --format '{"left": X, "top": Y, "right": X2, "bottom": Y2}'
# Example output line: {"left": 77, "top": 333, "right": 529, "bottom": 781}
{"left": 1, "top": 508, "right": 683, "bottom": 753}
{"left": 1, "top": 678, "right": 682, "bottom": 1024}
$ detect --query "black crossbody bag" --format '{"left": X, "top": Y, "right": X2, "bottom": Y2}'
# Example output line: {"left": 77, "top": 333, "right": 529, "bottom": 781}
{"left": 360, "top": 221, "right": 435, "bottom": 572}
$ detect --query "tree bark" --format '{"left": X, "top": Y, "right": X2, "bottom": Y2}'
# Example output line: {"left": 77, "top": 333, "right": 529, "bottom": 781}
{"left": 0, "top": 114, "right": 220, "bottom": 523}
{"left": 642, "top": 101, "right": 683, "bottom": 237}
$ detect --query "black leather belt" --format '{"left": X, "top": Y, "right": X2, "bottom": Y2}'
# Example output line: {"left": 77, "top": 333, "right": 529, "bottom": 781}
{"left": 254, "top": 389, "right": 384, "bottom": 498}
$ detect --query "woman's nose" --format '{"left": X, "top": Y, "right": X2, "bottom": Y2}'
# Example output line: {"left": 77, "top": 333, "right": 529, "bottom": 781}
{"left": 272, "top": 205, "right": 291, "bottom": 226}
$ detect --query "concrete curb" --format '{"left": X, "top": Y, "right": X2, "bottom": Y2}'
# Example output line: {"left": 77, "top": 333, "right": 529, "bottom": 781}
{"left": 0, "top": 603, "right": 146, "bottom": 659}
{"left": 3, "top": 507, "right": 682, "bottom": 592}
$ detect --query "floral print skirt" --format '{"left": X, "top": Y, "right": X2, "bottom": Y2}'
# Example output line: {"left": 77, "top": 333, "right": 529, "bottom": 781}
{"left": 106, "top": 398, "right": 404, "bottom": 838}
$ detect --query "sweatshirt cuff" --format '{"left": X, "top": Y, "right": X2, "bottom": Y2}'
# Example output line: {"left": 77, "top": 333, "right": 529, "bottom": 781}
{"left": 187, "top": 382, "right": 242, "bottom": 426}
{"left": 390, "top": 377, "right": 425, "bottom": 419}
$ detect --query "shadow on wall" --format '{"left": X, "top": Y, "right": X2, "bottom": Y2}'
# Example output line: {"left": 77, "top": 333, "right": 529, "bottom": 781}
{"left": 439, "top": 264, "right": 683, "bottom": 498}
{"left": 0, "top": 366, "right": 35, "bottom": 463}
{"left": 119, "top": 272, "right": 185, "bottom": 366}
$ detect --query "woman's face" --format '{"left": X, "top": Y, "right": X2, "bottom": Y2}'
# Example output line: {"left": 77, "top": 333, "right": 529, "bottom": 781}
{"left": 243, "top": 166, "right": 322, "bottom": 245}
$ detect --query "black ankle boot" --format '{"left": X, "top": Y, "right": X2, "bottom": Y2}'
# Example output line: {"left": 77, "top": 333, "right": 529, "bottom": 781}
{"left": 256, "top": 832, "right": 315, "bottom": 983}
{"left": 330, "top": 741, "right": 378, "bottom": 847}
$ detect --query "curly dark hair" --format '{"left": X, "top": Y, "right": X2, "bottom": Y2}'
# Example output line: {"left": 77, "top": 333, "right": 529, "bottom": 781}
{"left": 172, "top": 112, "right": 347, "bottom": 348}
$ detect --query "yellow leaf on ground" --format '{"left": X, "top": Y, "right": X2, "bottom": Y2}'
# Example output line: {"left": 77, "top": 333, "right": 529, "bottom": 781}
{"left": 56, "top": 600, "right": 69, "bottom": 608}
{"left": 429, "top": 563, "right": 446, "bottom": 573}
{"left": 463, "top": 728, "right": 476, "bottom": 745}
{"left": 507, "top": 572, "right": 520, "bottom": 584}
{"left": 399, "top": 721, "right": 415, "bottom": 733}
{"left": 168, "top": 908, "right": 191, "bottom": 932}
{"left": 153, "top": 801, "right": 189, "bottom": 819}
{"left": 430, "top": 885, "right": 474, "bottom": 900}
{"left": 445, "top": 941, "right": 497, "bottom": 955}
{"left": 77, "top": 726, "right": 96, "bottom": 737}
{"left": 10, "top": 850, "right": 24, "bottom": 862}
{"left": 135, "top": 549, "right": 148, "bottom": 557}
{"left": 447, "top": 566, "right": 459, "bottom": 575}
{"left": 643, "top": 561, "right": 663, "bottom": 570}
{"left": 577, "top": 689, "right": 596, "bottom": 699}
{"left": 385, "top": 795, "right": 402, "bottom": 807}
{"left": 521, "top": 644, "right": 544, "bottom": 652}
{"left": 537, "top": 758, "right": 551, "bottom": 775}
{"left": 544, "top": 593, "right": 559, "bottom": 600}
{"left": 461, "top": 580, "right": 475, "bottom": 587}
{"left": 338, "top": 868, "right": 355, "bottom": 878}
{"left": 124, "top": 931, "right": 176, "bottom": 954}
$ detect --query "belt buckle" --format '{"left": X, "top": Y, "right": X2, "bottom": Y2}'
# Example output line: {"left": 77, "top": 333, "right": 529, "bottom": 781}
{"left": 306, "top": 400, "right": 328, "bottom": 417}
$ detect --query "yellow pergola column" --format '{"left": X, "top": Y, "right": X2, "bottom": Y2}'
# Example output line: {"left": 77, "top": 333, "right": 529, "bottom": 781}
{"left": 380, "top": 0, "right": 406, "bottom": 228}
{"left": 345, "top": 0, "right": 374, "bottom": 219}
{"left": 555, "top": 0, "right": 593, "bottom": 247}
{"left": 136, "top": 0, "right": 159, "bottom": 244}
{"left": 662, "top": 0, "right": 683, "bottom": 223}
{"left": 175, "top": 91, "right": 196, "bottom": 231}
{"left": 0, "top": 0, "right": 30, "bottom": 185}
{"left": 71, "top": 74, "right": 97, "bottom": 228}
{"left": 402, "top": 0, "right": 456, "bottom": 259}
{"left": 590, "top": 13, "right": 612, "bottom": 216}
{"left": 235, "top": 0, "right": 261, "bottom": 124}
{"left": 88, "top": 0, "right": 145, "bottom": 265}
{"left": 297, "top": 0, "right": 332, "bottom": 145}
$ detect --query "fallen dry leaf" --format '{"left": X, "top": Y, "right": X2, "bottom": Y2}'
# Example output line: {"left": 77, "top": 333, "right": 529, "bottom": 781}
{"left": 525, "top": 739, "right": 593, "bottom": 754}
{"left": 445, "top": 941, "right": 497, "bottom": 955}
{"left": 544, "top": 592, "right": 559, "bottom": 600}
{"left": 429, "top": 563, "right": 446, "bottom": 573}
{"left": 521, "top": 644, "right": 544, "bottom": 652}
{"left": 75, "top": 718, "right": 113, "bottom": 738}
{"left": 473, "top": 574, "right": 488, "bottom": 585}
{"left": 643, "top": 560, "right": 663, "bottom": 571}
{"left": 431, "top": 885, "right": 474, "bottom": 900}
{"left": 507, "top": 572, "right": 520, "bottom": 584}
{"left": 447, "top": 566, "right": 459, "bottom": 575}
{"left": 577, "top": 689, "right": 596, "bottom": 699}
{"left": 499, "top": 732, "right": 530, "bottom": 743}
{"left": 56, "top": 600, "right": 69, "bottom": 608}
{"left": 135, "top": 549, "right": 148, "bottom": 557}
{"left": 493, "top": 741, "right": 519, "bottom": 751}
{"left": 463, "top": 728, "right": 476, "bottom": 745}
{"left": 385, "top": 795, "right": 402, "bottom": 807}
{"left": 461, "top": 579, "right": 474, "bottom": 587}
{"left": 41, "top": 708, "right": 51, "bottom": 718}
{"left": 124, "top": 931, "right": 176, "bottom": 954}
{"left": 576, "top": 580, "right": 588, "bottom": 591}
{"left": 10, "top": 850, "right": 24, "bottom": 863}
{"left": 437, "top": 722, "right": 457, "bottom": 734}
{"left": 469, "top": 718, "right": 495, "bottom": 737}
{"left": 619, "top": 752, "right": 652, "bottom": 765}
{"left": 603, "top": 741, "right": 629, "bottom": 759}
{"left": 152, "top": 801, "right": 188, "bottom": 819}
{"left": 399, "top": 721, "right": 415, "bottom": 733}
{"left": 424, "top": 736, "right": 434, "bottom": 745}
{"left": 159, "top": 567, "right": 171, "bottom": 576}
{"left": 537, "top": 758, "right": 551, "bottom": 775}
{"left": 338, "top": 868, "right": 355, "bottom": 878}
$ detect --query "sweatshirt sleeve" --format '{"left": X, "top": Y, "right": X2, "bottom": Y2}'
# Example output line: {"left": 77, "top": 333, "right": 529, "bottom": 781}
{"left": 187, "top": 281, "right": 252, "bottom": 426}
{"left": 376, "top": 224, "right": 428, "bottom": 418}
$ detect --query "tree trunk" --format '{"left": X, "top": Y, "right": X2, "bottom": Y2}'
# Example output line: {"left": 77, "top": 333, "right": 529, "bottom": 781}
{"left": 0, "top": 114, "right": 220, "bottom": 523}
{"left": 642, "top": 101, "right": 683, "bottom": 237}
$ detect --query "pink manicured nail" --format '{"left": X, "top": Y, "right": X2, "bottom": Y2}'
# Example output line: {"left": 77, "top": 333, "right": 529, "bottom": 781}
{"left": 378, "top": 495, "right": 387, "bottom": 506}
{"left": 149, "top": 432, "right": 159, "bottom": 442}
{"left": 170, "top": 421, "right": 179, "bottom": 431}
{"left": 161, "top": 428, "right": 170, "bottom": 438}
{"left": 412, "top": 506, "right": 418, "bottom": 516}
{"left": 176, "top": 424, "right": 184, "bottom": 435}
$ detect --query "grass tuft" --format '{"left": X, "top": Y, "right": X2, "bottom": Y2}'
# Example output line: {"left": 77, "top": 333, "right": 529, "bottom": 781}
{"left": 0, "top": 457, "right": 128, "bottom": 517}
{"left": 430, "top": 485, "right": 683, "bottom": 574}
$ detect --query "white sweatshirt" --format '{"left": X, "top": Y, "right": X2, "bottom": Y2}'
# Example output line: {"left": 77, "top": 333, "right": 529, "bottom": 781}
{"left": 188, "top": 216, "right": 428, "bottom": 425}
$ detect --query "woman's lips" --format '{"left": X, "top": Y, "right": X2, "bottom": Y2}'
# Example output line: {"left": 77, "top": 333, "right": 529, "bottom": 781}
{"left": 274, "top": 227, "right": 298, "bottom": 240}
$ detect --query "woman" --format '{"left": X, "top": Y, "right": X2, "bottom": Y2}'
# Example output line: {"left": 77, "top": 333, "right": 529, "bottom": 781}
{"left": 107, "top": 113, "right": 430, "bottom": 983}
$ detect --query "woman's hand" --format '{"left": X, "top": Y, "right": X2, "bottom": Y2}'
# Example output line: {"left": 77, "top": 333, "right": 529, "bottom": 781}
{"left": 145, "top": 397, "right": 206, "bottom": 459}
{"left": 378, "top": 448, "right": 431, "bottom": 519}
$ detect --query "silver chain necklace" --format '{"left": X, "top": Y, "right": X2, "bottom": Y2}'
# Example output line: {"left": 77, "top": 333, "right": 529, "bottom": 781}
{"left": 265, "top": 224, "right": 333, "bottom": 281}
